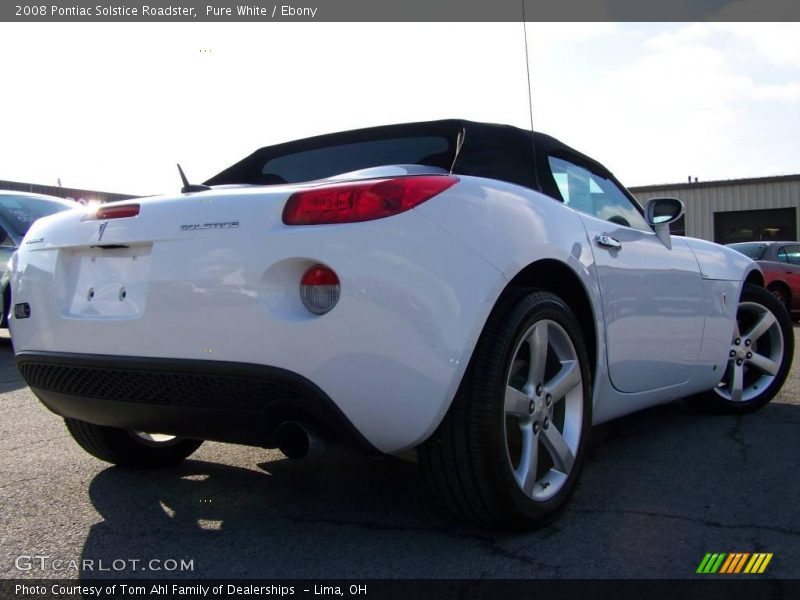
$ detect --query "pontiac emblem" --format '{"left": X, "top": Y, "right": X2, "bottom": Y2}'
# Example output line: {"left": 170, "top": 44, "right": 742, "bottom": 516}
{"left": 98, "top": 221, "right": 109, "bottom": 241}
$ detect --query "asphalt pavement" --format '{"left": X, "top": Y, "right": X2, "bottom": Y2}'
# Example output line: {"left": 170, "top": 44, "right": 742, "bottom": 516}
{"left": 1, "top": 328, "right": 798, "bottom": 579}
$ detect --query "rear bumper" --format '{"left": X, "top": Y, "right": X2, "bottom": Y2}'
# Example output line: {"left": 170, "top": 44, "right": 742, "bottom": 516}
{"left": 16, "top": 351, "right": 377, "bottom": 453}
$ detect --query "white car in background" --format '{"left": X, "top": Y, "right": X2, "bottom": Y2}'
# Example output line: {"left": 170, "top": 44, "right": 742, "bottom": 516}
{"left": 10, "top": 120, "right": 793, "bottom": 528}
{"left": 0, "top": 191, "right": 76, "bottom": 328}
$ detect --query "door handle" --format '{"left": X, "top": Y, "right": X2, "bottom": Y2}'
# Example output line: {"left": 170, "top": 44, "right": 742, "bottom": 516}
{"left": 595, "top": 234, "right": 622, "bottom": 250}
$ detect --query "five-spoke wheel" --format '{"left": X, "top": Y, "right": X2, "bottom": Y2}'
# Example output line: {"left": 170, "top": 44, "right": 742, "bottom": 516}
{"left": 421, "top": 282, "right": 791, "bottom": 527}
{"left": 715, "top": 302, "right": 784, "bottom": 403}
{"left": 504, "top": 319, "right": 583, "bottom": 501}
{"left": 690, "top": 283, "right": 793, "bottom": 413}
{"left": 420, "top": 290, "right": 591, "bottom": 528}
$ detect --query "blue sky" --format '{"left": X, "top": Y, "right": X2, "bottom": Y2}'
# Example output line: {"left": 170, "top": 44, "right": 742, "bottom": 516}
{"left": 529, "top": 23, "right": 799, "bottom": 186}
{"left": 0, "top": 22, "right": 797, "bottom": 196}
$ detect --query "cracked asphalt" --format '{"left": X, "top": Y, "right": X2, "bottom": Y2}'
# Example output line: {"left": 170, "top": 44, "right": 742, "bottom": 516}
{"left": 1, "top": 327, "right": 798, "bottom": 580}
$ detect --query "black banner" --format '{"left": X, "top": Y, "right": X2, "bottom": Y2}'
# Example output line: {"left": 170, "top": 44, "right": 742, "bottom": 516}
{"left": 3, "top": 579, "right": 798, "bottom": 600}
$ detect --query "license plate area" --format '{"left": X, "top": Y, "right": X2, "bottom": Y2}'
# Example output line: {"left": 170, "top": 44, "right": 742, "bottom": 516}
{"left": 56, "top": 245, "right": 153, "bottom": 319}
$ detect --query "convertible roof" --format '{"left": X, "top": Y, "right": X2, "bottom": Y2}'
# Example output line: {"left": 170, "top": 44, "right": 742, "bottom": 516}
{"left": 204, "top": 119, "right": 613, "bottom": 191}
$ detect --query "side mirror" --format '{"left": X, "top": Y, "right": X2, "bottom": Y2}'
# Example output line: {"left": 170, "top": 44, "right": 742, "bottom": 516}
{"left": 645, "top": 197, "right": 684, "bottom": 226}
{"left": 645, "top": 197, "right": 684, "bottom": 249}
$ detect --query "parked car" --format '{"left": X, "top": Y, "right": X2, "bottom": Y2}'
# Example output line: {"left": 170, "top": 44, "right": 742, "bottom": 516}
{"left": 728, "top": 241, "right": 800, "bottom": 320}
{"left": 10, "top": 120, "right": 793, "bottom": 528}
{"left": 0, "top": 191, "right": 76, "bottom": 328}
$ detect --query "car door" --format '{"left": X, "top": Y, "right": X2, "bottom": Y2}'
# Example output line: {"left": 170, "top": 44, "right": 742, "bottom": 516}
{"left": 777, "top": 244, "right": 800, "bottom": 311}
{"left": 547, "top": 156, "right": 705, "bottom": 393}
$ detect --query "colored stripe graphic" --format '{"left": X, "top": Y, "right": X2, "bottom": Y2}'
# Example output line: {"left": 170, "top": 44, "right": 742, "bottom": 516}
{"left": 697, "top": 554, "right": 713, "bottom": 573}
{"left": 711, "top": 554, "right": 726, "bottom": 573}
{"left": 699, "top": 553, "right": 773, "bottom": 574}
{"left": 745, "top": 554, "right": 758, "bottom": 573}
{"left": 733, "top": 553, "right": 749, "bottom": 573}
{"left": 744, "top": 553, "right": 773, "bottom": 574}
{"left": 697, "top": 553, "right": 727, "bottom": 573}
{"left": 728, "top": 552, "right": 750, "bottom": 573}
{"left": 719, "top": 554, "right": 736, "bottom": 574}
{"left": 759, "top": 554, "right": 773, "bottom": 573}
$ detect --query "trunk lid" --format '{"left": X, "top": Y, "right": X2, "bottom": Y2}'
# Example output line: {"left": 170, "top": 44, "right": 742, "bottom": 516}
{"left": 24, "top": 186, "right": 296, "bottom": 321}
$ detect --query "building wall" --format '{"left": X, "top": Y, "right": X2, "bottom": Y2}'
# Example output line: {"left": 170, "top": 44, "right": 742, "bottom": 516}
{"left": 630, "top": 175, "right": 800, "bottom": 242}
{"left": 0, "top": 179, "right": 136, "bottom": 204}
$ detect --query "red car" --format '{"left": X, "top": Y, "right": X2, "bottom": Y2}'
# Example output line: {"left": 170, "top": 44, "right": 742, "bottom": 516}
{"left": 728, "top": 241, "right": 800, "bottom": 320}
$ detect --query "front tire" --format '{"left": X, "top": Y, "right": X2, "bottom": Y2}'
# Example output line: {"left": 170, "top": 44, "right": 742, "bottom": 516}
{"left": 688, "top": 283, "right": 794, "bottom": 414}
{"left": 65, "top": 418, "right": 203, "bottom": 468}
{"left": 419, "top": 290, "right": 592, "bottom": 529}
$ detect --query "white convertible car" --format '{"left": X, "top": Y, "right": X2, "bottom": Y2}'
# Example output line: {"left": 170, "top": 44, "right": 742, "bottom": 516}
{"left": 10, "top": 120, "right": 793, "bottom": 528}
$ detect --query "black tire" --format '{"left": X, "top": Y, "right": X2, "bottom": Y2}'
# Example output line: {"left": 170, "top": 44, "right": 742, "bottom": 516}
{"left": 767, "top": 283, "right": 791, "bottom": 315}
{"left": 419, "top": 290, "right": 592, "bottom": 529}
{"left": 687, "top": 283, "right": 794, "bottom": 414}
{"left": 1, "top": 282, "right": 10, "bottom": 329}
{"left": 64, "top": 418, "right": 203, "bottom": 468}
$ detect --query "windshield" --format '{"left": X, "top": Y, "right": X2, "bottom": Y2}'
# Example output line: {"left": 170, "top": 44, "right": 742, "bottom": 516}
{"left": 0, "top": 196, "right": 74, "bottom": 237}
{"left": 729, "top": 242, "right": 767, "bottom": 260}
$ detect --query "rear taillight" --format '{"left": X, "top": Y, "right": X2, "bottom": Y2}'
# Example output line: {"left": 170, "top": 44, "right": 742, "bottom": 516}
{"left": 83, "top": 204, "right": 140, "bottom": 221}
{"left": 282, "top": 175, "right": 458, "bottom": 225}
{"left": 300, "top": 265, "right": 340, "bottom": 315}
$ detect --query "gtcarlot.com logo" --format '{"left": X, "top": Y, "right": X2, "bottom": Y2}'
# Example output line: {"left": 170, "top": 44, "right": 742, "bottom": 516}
{"left": 15, "top": 555, "right": 194, "bottom": 573}
{"left": 696, "top": 552, "right": 773, "bottom": 574}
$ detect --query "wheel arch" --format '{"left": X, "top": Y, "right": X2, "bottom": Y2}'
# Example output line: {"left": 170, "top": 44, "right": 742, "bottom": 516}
{"left": 745, "top": 268, "right": 764, "bottom": 287}
{"left": 765, "top": 278, "right": 791, "bottom": 304}
{"left": 495, "top": 259, "right": 598, "bottom": 386}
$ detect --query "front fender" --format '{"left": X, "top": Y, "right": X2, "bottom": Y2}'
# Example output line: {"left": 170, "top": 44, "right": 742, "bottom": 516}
{"left": 682, "top": 237, "right": 760, "bottom": 282}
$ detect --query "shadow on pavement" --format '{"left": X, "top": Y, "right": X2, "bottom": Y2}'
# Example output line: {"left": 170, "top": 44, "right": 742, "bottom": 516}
{"left": 76, "top": 396, "right": 800, "bottom": 579}
{"left": 79, "top": 450, "right": 477, "bottom": 579}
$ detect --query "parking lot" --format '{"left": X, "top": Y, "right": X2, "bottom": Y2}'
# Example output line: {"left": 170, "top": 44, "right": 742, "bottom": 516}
{"left": 1, "top": 327, "right": 798, "bottom": 580}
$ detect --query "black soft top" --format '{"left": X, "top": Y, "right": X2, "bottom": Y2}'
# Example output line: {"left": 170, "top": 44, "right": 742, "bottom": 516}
{"left": 204, "top": 119, "right": 614, "bottom": 197}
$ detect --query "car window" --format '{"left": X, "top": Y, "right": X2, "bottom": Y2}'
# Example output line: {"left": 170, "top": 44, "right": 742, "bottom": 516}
{"left": 729, "top": 243, "right": 767, "bottom": 260}
{"left": 547, "top": 156, "right": 650, "bottom": 231}
{"left": 784, "top": 245, "right": 800, "bottom": 266}
{"left": 0, "top": 224, "right": 12, "bottom": 247}
{"left": 259, "top": 136, "right": 452, "bottom": 184}
{"left": 777, "top": 248, "right": 790, "bottom": 263}
{"left": 0, "top": 196, "right": 73, "bottom": 237}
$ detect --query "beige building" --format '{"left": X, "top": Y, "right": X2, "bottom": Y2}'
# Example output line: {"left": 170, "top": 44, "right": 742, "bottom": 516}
{"left": 630, "top": 174, "right": 800, "bottom": 244}
{"left": 0, "top": 179, "right": 134, "bottom": 205}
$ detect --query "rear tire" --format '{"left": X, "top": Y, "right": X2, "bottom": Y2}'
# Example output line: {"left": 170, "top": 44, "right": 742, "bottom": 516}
{"left": 687, "top": 283, "right": 793, "bottom": 414}
{"left": 65, "top": 418, "right": 203, "bottom": 468}
{"left": 1, "top": 283, "right": 10, "bottom": 329}
{"left": 419, "top": 290, "right": 591, "bottom": 529}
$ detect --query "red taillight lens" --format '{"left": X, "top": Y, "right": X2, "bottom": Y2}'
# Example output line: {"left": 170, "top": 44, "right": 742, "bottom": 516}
{"left": 282, "top": 175, "right": 458, "bottom": 226}
{"left": 83, "top": 204, "right": 140, "bottom": 221}
{"left": 300, "top": 265, "right": 340, "bottom": 315}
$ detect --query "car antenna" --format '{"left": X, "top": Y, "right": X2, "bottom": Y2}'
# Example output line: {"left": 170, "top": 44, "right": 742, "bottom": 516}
{"left": 522, "top": 0, "right": 541, "bottom": 192}
{"left": 177, "top": 163, "right": 211, "bottom": 193}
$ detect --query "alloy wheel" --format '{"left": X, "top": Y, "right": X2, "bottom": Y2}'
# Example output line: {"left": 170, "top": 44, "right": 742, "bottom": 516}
{"left": 714, "top": 301, "right": 784, "bottom": 403}
{"left": 504, "top": 319, "right": 584, "bottom": 501}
